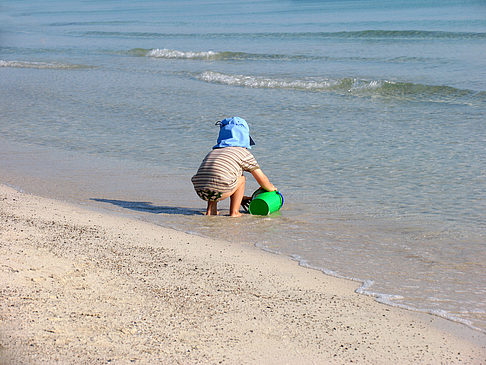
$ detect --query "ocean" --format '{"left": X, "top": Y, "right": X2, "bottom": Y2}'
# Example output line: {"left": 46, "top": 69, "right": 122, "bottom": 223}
{"left": 1, "top": 0, "right": 485, "bottom": 332}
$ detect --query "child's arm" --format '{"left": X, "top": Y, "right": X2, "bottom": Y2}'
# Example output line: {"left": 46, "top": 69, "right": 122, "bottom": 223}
{"left": 251, "top": 168, "right": 277, "bottom": 192}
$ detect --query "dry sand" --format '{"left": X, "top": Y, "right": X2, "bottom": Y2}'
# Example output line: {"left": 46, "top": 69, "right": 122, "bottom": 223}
{"left": 1, "top": 183, "right": 485, "bottom": 364}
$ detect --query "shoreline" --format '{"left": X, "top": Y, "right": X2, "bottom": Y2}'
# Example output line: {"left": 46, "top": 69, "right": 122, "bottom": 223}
{"left": 1, "top": 137, "right": 485, "bottom": 334}
{"left": 1, "top": 183, "right": 485, "bottom": 363}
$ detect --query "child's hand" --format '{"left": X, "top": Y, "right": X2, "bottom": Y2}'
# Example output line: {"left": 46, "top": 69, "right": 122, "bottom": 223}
{"left": 241, "top": 196, "right": 252, "bottom": 213}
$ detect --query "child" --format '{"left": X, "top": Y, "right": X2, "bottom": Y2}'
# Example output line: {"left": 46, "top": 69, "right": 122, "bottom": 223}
{"left": 192, "top": 117, "right": 277, "bottom": 217}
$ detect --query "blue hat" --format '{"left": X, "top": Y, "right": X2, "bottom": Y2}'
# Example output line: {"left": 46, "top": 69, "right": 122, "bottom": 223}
{"left": 213, "top": 117, "right": 256, "bottom": 149}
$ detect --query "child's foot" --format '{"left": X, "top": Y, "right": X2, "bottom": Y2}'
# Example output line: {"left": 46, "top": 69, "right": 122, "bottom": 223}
{"left": 206, "top": 201, "right": 219, "bottom": 215}
{"left": 229, "top": 212, "right": 243, "bottom": 218}
{"left": 205, "top": 210, "right": 219, "bottom": 216}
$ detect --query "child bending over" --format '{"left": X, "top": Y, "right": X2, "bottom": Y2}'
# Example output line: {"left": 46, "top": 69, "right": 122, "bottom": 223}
{"left": 191, "top": 117, "right": 276, "bottom": 217}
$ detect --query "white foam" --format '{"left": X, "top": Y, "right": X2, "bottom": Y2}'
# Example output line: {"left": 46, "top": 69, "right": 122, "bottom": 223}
{"left": 147, "top": 48, "right": 218, "bottom": 59}
{"left": 275, "top": 250, "right": 486, "bottom": 333}
{"left": 348, "top": 79, "right": 384, "bottom": 92}
{"left": 197, "top": 71, "right": 339, "bottom": 90}
{"left": 0, "top": 60, "right": 89, "bottom": 69}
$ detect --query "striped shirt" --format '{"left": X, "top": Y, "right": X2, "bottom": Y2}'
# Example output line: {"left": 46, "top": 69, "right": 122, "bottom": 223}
{"left": 191, "top": 147, "right": 260, "bottom": 193}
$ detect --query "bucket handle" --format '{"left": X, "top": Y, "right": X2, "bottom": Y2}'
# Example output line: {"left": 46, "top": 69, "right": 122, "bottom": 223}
{"left": 251, "top": 188, "right": 284, "bottom": 208}
{"left": 276, "top": 191, "right": 284, "bottom": 207}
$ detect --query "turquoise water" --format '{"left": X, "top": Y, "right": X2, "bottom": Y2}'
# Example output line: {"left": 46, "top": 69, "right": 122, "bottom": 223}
{"left": 1, "top": 0, "right": 485, "bottom": 331}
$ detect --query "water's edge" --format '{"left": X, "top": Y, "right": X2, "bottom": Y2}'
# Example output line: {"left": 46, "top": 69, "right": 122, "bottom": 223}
{"left": 2, "top": 173, "right": 483, "bottom": 335}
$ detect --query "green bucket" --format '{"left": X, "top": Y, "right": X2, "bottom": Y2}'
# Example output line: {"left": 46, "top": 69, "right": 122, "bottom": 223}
{"left": 249, "top": 189, "right": 284, "bottom": 216}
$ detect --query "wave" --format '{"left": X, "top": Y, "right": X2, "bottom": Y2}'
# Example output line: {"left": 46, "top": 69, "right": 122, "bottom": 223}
{"left": 127, "top": 48, "right": 313, "bottom": 61}
{"left": 0, "top": 60, "right": 92, "bottom": 69}
{"left": 314, "top": 30, "right": 486, "bottom": 40}
{"left": 127, "top": 48, "right": 450, "bottom": 65}
{"left": 264, "top": 249, "right": 485, "bottom": 334}
{"left": 82, "top": 30, "right": 486, "bottom": 40}
{"left": 131, "top": 48, "right": 225, "bottom": 60}
{"left": 196, "top": 71, "right": 486, "bottom": 104}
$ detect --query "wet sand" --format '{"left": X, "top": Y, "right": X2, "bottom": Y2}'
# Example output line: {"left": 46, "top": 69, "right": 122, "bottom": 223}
{"left": 1, "top": 184, "right": 485, "bottom": 364}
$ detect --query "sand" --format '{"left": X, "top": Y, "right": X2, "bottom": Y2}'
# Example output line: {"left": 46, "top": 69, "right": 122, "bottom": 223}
{"left": 0, "top": 183, "right": 485, "bottom": 364}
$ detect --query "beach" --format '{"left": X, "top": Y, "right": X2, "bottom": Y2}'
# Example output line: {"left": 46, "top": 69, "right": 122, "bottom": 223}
{"left": 1, "top": 183, "right": 485, "bottom": 364}
{"left": 2, "top": 0, "right": 486, "bottom": 330}
{"left": 1, "top": 1, "right": 486, "bottom": 360}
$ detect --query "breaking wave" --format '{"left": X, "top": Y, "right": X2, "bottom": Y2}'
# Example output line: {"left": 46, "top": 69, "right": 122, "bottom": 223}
{"left": 131, "top": 48, "right": 223, "bottom": 60}
{"left": 127, "top": 48, "right": 310, "bottom": 61}
{"left": 0, "top": 60, "right": 92, "bottom": 69}
{"left": 196, "top": 71, "right": 486, "bottom": 104}
{"left": 127, "top": 48, "right": 450, "bottom": 64}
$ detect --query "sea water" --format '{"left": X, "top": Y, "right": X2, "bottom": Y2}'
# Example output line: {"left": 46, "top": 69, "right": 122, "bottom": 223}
{"left": 1, "top": 0, "right": 485, "bottom": 331}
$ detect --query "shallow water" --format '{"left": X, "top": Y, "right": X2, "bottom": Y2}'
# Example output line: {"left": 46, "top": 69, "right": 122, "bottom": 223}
{"left": 1, "top": 0, "right": 485, "bottom": 331}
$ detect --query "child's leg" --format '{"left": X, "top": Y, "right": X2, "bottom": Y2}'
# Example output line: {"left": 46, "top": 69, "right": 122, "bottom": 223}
{"left": 206, "top": 200, "right": 218, "bottom": 215}
{"left": 202, "top": 176, "right": 245, "bottom": 217}
{"left": 229, "top": 175, "right": 245, "bottom": 217}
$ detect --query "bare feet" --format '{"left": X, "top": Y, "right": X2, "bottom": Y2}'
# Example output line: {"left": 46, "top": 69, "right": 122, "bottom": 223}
{"left": 206, "top": 201, "right": 219, "bottom": 215}
{"left": 205, "top": 210, "right": 219, "bottom": 216}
